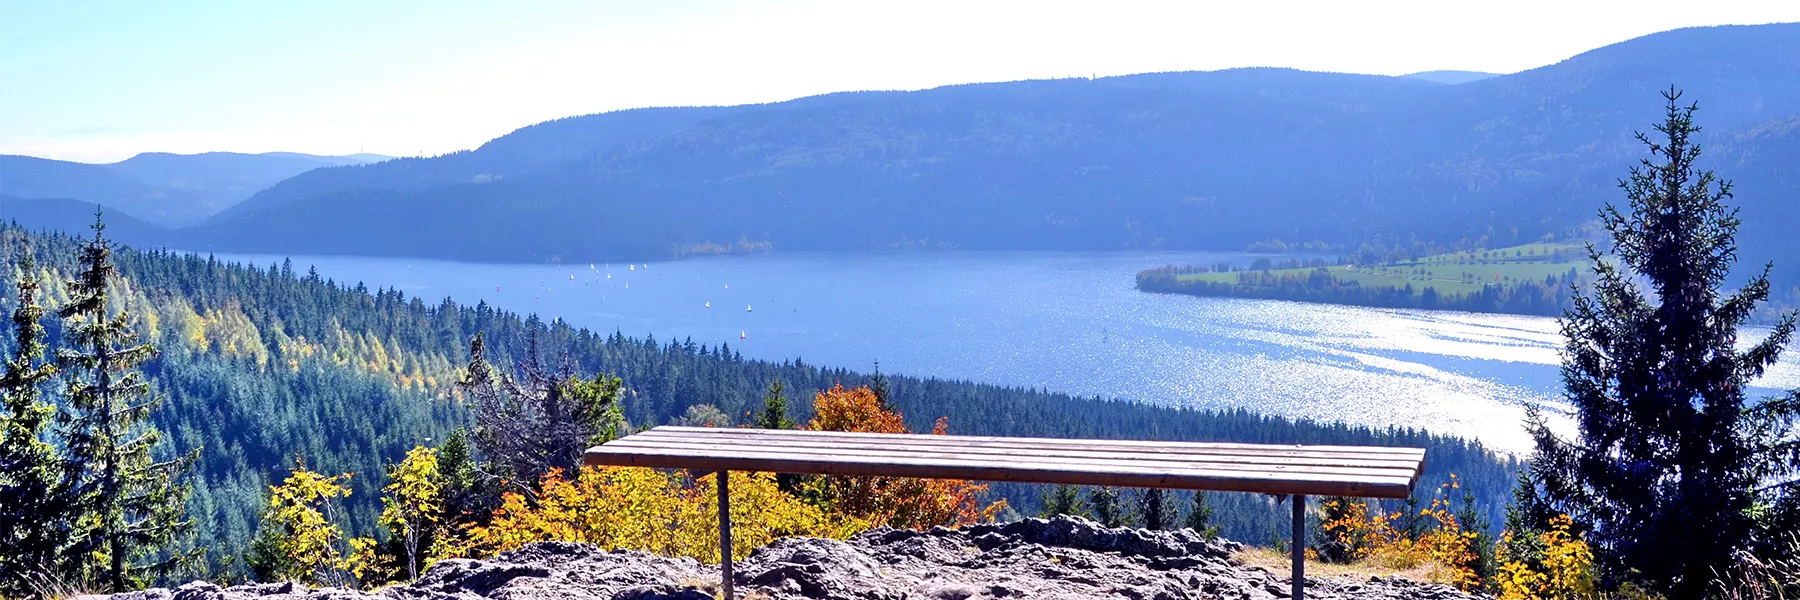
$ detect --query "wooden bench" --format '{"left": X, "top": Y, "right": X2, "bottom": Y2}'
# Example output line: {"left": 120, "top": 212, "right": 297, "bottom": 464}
{"left": 585, "top": 426, "right": 1426, "bottom": 599}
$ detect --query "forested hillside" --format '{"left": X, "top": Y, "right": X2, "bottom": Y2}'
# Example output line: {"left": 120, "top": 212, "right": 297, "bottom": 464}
{"left": 1, "top": 221, "right": 1516, "bottom": 581}
{"left": 67, "top": 24, "right": 1772, "bottom": 280}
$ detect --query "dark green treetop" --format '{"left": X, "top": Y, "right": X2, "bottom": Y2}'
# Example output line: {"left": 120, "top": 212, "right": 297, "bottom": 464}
{"left": 754, "top": 379, "right": 795, "bottom": 431}
{"left": 1136, "top": 488, "right": 1173, "bottom": 531}
{"left": 1184, "top": 491, "right": 1220, "bottom": 539}
{"left": 1039, "top": 484, "right": 1088, "bottom": 519}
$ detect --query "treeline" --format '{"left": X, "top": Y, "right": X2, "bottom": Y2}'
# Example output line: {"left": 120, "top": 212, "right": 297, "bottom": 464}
{"left": 2, "top": 220, "right": 1517, "bottom": 587}
{"left": 1137, "top": 266, "right": 1576, "bottom": 316}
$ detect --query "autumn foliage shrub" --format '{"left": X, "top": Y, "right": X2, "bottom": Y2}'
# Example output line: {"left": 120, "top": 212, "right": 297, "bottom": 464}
{"left": 471, "top": 466, "right": 867, "bottom": 562}
{"left": 1495, "top": 514, "right": 1598, "bottom": 600}
{"left": 1318, "top": 480, "right": 1481, "bottom": 591}
{"left": 246, "top": 465, "right": 355, "bottom": 587}
{"left": 802, "top": 384, "right": 1006, "bottom": 529}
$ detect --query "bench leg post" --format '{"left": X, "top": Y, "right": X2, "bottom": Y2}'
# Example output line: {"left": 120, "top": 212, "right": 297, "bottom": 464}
{"left": 718, "top": 470, "right": 734, "bottom": 599}
{"left": 1291, "top": 493, "right": 1305, "bottom": 600}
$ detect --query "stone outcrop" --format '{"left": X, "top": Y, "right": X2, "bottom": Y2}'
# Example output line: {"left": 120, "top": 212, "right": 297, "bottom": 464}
{"left": 105, "top": 516, "right": 1485, "bottom": 600}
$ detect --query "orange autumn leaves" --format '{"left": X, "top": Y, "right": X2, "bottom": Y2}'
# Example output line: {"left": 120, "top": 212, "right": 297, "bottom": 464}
{"left": 471, "top": 384, "right": 1003, "bottom": 563}
{"left": 803, "top": 384, "right": 1006, "bottom": 529}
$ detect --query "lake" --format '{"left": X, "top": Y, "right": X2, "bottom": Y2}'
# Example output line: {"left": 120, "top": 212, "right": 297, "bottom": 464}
{"left": 211, "top": 250, "right": 1800, "bottom": 454}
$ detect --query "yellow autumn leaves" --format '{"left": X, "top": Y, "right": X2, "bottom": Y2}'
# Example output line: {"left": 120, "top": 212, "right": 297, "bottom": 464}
{"left": 1319, "top": 493, "right": 1481, "bottom": 590}
{"left": 1494, "top": 515, "right": 1598, "bottom": 600}
{"left": 251, "top": 465, "right": 355, "bottom": 586}
{"left": 1318, "top": 483, "right": 1598, "bottom": 599}
{"left": 475, "top": 467, "right": 868, "bottom": 562}
{"left": 255, "top": 384, "right": 1006, "bottom": 585}
{"left": 256, "top": 447, "right": 464, "bottom": 587}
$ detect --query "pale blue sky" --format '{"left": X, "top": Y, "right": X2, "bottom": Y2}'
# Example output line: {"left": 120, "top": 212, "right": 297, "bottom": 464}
{"left": 5, "top": 0, "right": 1798, "bottom": 163}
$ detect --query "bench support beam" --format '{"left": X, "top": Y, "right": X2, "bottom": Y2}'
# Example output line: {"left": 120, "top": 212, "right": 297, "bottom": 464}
{"left": 1292, "top": 493, "right": 1305, "bottom": 600}
{"left": 718, "top": 470, "right": 734, "bottom": 599}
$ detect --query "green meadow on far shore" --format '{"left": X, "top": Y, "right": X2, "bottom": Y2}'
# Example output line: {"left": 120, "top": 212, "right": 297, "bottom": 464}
{"left": 1180, "top": 243, "right": 1587, "bottom": 295}
{"left": 1139, "top": 243, "right": 1590, "bottom": 315}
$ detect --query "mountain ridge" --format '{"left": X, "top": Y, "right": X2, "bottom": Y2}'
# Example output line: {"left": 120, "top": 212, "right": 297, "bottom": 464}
{"left": 0, "top": 151, "right": 388, "bottom": 225}
{"left": 180, "top": 23, "right": 1800, "bottom": 270}
{"left": 8, "top": 23, "right": 1800, "bottom": 279}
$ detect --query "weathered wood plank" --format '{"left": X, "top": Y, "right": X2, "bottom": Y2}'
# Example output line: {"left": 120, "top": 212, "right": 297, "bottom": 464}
{"left": 583, "top": 444, "right": 1416, "bottom": 498}
{"left": 603, "top": 438, "right": 1419, "bottom": 479}
{"left": 626, "top": 430, "right": 1424, "bottom": 470}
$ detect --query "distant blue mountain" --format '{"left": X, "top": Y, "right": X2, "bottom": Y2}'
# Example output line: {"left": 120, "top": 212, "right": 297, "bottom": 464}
{"left": 0, "top": 151, "right": 387, "bottom": 225}
{"left": 11, "top": 24, "right": 1800, "bottom": 278}
{"left": 1400, "top": 70, "right": 1500, "bottom": 84}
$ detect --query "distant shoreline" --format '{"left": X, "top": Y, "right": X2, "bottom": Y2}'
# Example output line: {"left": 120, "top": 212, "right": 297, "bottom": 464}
{"left": 1135, "top": 243, "right": 1587, "bottom": 317}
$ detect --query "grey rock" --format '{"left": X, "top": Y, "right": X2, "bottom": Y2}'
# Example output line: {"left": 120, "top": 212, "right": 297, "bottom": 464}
{"left": 105, "top": 517, "right": 1485, "bottom": 600}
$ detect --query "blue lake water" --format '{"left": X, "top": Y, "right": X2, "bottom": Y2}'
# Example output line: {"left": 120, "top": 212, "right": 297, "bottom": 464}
{"left": 211, "top": 250, "right": 1800, "bottom": 454}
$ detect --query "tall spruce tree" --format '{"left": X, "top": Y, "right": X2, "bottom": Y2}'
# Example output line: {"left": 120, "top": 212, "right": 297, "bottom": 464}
{"left": 1529, "top": 89, "right": 1800, "bottom": 595}
{"left": 1039, "top": 484, "right": 1088, "bottom": 518}
{"left": 1087, "top": 487, "right": 1132, "bottom": 527}
{"left": 435, "top": 428, "right": 481, "bottom": 523}
{"left": 55, "top": 213, "right": 196, "bottom": 591}
{"left": 0, "top": 254, "right": 65, "bottom": 595}
{"left": 754, "top": 380, "right": 803, "bottom": 493}
{"left": 1184, "top": 491, "right": 1220, "bottom": 539}
{"left": 1136, "top": 488, "right": 1173, "bottom": 530}
{"left": 869, "top": 360, "right": 892, "bottom": 410}
{"left": 754, "top": 379, "right": 795, "bottom": 430}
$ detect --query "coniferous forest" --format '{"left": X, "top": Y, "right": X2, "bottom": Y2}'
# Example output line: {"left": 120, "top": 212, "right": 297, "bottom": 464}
{"left": 0, "top": 219, "right": 1517, "bottom": 585}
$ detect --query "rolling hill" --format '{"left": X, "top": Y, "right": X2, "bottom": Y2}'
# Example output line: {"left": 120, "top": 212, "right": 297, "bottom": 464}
{"left": 0, "top": 195, "right": 172, "bottom": 245}
{"left": 0, "top": 151, "right": 388, "bottom": 225}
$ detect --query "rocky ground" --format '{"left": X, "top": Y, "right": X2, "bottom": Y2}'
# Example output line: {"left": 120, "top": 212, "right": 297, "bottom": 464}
{"left": 106, "top": 516, "right": 1485, "bottom": 600}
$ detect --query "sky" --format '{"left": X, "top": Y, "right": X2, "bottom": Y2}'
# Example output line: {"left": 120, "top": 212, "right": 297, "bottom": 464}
{"left": 4, "top": 0, "right": 1799, "bottom": 163}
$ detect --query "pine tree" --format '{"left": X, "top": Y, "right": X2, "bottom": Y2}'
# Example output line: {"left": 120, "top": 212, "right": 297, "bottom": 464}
{"left": 1136, "top": 488, "right": 1173, "bottom": 530}
{"left": 869, "top": 360, "right": 892, "bottom": 410}
{"left": 427, "top": 428, "right": 482, "bottom": 562}
{"left": 1183, "top": 491, "right": 1220, "bottom": 539}
{"left": 435, "top": 427, "right": 479, "bottom": 522}
{"left": 0, "top": 254, "right": 65, "bottom": 595}
{"left": 55, "top": 213, "right": 197, "bottom": 591}
{"left": 753, "top": 380, "right": 802, "bottom": 493}
{"left": 754, "top": 379, "right": 794, "bottom": 430}
{"left": 1498, "top": 468, "right": 1554, "bottom": 571}
{"left": 1531, "top": 89, "right": 1800, "bottom": 595}
{"left": 1039, "top": 484, "right": 1087, "bottom": 519}
{"left": 1455, "top": 483, "right": 1498, "bottom": 586}
{"left": 1087, "top": 487, "right": 1131, "bottom": 528}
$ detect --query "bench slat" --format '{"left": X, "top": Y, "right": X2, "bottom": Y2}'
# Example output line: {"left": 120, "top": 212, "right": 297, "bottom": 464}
{"left": 607, "top": 437, "right": 1422, "bottom": 478}
{"left": 585, "top": 443, "right": 1415, "bottom": 498}
{"left": 628, "top": 430, "right": 1425, "bottom": 470}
